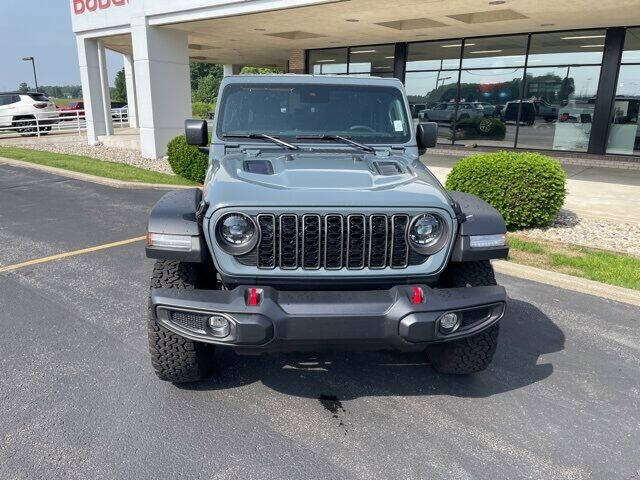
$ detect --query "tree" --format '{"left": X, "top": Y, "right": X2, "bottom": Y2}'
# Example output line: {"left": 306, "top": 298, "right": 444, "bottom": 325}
{"left": 559, "top": 77, "right": 575, "bottom": 102}
{"left": 18, "top": 82, "right": 30, "bottom": 93}
{"left": 190, "top": 62, "right": 224, "bottom": 102}
{"left": 112, "top": 68, "right": 127, "bottom": 103}
{"left": 193, "top": 74, "right": 221, "bottom": 104}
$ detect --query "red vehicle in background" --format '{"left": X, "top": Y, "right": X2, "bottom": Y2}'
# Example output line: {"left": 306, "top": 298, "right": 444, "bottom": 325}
{"left": 58, "top": 101, "right": 84, "bottom": 119}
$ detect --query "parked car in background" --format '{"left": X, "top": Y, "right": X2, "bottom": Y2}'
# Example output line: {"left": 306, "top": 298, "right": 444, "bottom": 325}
{"left": 0, "top": 91, "right": 59, "bottom": 135}
{"left": 410, "top": 103, "right": 427, "bottom": 119}
{"left": 471, "top": 102, "right": 499, "bottom": 117}
{"left": 419, "top": 102, "right": 484, "bottom": 122}
{"left": 501, "top": 100, "right": 536, "bottom": 125}
{"left": 58, "top": 100, "right": 85, "bottom": 119}
{"left": 532, "top": 100, "right": 558, "bottom": 122}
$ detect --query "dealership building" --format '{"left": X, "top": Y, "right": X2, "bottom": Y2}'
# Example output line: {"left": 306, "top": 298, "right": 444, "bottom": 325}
{"left": 71, "top": 0, "right": 640, "bottom": 160}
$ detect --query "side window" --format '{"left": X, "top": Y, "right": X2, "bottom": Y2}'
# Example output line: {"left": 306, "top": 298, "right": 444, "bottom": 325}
{"left": 12, "top": 95, "right": 21, "bottom": 104}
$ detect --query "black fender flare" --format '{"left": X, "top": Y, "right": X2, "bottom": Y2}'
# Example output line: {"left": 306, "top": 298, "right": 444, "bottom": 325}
{"left": 448, "top": 191, "right": 509, "bottom": 262}
{"left": 145, "top": 188, "right": 208, "bottom": 263}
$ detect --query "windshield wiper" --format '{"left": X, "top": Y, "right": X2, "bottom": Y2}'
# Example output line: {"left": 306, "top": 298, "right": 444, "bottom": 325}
{"left": 296, "top": 134, "right": 375, "bottom": 153}
{"left": 223, "top": 133, "right": 299, "bottom": 150}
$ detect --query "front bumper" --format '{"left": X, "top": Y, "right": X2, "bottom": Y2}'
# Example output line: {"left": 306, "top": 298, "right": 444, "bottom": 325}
{"left": 150, "top": 284, "right": 506, "bottom": 353}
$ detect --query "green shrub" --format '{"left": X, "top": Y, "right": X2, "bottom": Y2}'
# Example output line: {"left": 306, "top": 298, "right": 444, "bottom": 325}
{"left": 445, "top": 151, "right": 566, "bottom": 230}
{"left": 191, "top": 101, "right": 215, "bottom": 119}
{"left": 166, "top": 135, "right": 208, "bottom": 183}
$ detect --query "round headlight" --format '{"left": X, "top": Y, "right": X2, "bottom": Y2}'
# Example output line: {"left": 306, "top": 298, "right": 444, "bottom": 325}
{"left": 407, "top": 213, "right": 448, "bottom": 254}
{"left": 216, "top": 213, "right": 258, "bottom": 254}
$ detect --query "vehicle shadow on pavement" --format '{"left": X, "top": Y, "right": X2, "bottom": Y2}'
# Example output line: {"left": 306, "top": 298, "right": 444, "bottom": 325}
{"left": 181, "top": 298, "right": 564, "bottom": 399}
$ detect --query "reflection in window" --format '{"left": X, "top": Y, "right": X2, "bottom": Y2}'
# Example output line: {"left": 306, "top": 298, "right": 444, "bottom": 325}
{"left": 407, "top": 40, "right": 461, "bottom": 71}
{"left": 528, "top": 30, "right": 605, "bottom": 66}
{"left": 517, "top": 66, "right": 600, "bottom": 152}
{"left": 461, "top": 35, "right": 527, "bottom": 69}
{"left": 606, "top": 29, "right": 640, "bottom": 155}
{"left": 621, "top": 28, "right": 640, "bottom": 64}
{"left": 405, "top": 71, "right": 458, "bottom": 144}
{"left": 308, "top": 48, "right": 348, "bottom": 74}
{"left": 457, "top": 68, "right": 524, "bottom": 147}
{"left": 349, "top": 44, "right": 395, "bottom": 75}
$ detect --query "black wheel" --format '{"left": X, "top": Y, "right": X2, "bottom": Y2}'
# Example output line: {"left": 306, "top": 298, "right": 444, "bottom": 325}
{"left": 13, "top": 117, "right": 38, "bottom": 136}
{"left": 476, "top": 118, "right": 496, "bottom": 136}
{"left": 148, "top": 260, "right": 216, "bottom": 383}
{"left": 427, "top": 261, "right": 500, "bottom": 374}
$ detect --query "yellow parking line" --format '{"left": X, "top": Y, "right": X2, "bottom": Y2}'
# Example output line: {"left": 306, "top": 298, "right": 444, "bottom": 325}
{"left": 0, "top": 236, "right": 146, "bottom": 273}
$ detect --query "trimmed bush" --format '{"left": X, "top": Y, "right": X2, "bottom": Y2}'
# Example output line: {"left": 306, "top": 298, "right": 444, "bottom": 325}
{"left": 445, "top": 151, "right": 566, "bottom": 230}
{"left": 191, "top": 101, "right": 215, "bottom": 119}
{"left": 167, "top": 135, "right": 209, "bottom": 183}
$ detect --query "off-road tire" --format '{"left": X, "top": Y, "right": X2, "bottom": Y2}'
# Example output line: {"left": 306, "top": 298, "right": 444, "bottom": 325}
{"left": 438, "top": 260, "right": 497, "bottom": 288}
{"left": 148, "top": 260, "right": 215, "bottom": 383}
{"left": 428, "top": 261, "right": 500, "bottom": 374}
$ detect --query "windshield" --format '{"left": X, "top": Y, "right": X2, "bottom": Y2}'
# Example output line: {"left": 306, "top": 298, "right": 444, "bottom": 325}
{"left": 217, "top": 83, "right": 411, "bottom": 144}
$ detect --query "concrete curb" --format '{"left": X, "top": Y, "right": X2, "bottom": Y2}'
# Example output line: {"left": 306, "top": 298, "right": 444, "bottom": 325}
{"left": 0, "top": 156, "right": 196, "bottom": 190}
{"left": 493, "top": 260, "right": 640, "bottom": 307}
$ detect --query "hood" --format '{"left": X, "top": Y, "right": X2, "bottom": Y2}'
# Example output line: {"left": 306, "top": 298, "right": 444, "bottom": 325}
{"left": 204, "top": 150, "right": 453, "bottom": 215}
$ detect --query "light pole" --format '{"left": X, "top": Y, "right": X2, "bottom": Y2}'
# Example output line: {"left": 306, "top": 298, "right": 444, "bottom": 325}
{"left": 22, "top": 56, "right": 39, "bottom": 92}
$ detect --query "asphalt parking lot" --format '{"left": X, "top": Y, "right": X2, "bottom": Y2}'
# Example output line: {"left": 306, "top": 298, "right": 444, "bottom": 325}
{"left": 1, "top": 163, "right": 639, "bottom": 480}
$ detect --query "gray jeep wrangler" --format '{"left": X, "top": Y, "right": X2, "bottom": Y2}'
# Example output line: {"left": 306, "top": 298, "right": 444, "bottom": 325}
{"left": 145, "top": 75, "right": 509, "bottom": 383}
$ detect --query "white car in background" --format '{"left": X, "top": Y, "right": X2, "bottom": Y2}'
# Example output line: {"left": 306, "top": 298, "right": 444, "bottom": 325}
{"left": 0, "top": 92, "right": 59, "bottom": 135}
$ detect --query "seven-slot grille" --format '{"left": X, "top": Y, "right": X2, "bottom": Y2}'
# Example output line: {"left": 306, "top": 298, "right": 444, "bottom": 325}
{"left": 240, "top": 213, "right": 430, "bottom": 270}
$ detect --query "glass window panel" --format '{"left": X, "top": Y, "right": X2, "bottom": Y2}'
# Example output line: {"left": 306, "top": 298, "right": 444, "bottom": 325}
{"left": 308, "top": 48, "right": 348, "bottom": 74}
{"left": 405, "top": 71, "right": 458, "bottom": 143}
{"left": 349, "top": 44, "right": 395, "bottom": 74}
{"left": 456, "top": 68, "right": 523, "bottom": 147}
{"left": 406, "top": 40, "right": 461, "bottom": 71}
{"left": 516, "top": 65, "right": 600, "bottom": 152}
{"left": 622, "top": 28, "right": 640, "bottom": 64}
{"left": 528, "top": 30, "right": 606, "bottom": 66}
{"left": 462, "top": 35, "right": 527, "bottom": 68}
{"left": 606, "top": 64, "right": 640, "bottom": 155}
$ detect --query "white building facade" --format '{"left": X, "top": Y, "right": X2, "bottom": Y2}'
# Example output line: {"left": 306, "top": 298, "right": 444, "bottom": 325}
{"left": 71, "top": 0, "right": 640, "bottom": 160}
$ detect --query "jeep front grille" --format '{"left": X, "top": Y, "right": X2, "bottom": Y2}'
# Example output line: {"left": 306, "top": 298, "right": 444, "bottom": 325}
{"left": 238, "top": 213, "right": 429, "bottom": 270}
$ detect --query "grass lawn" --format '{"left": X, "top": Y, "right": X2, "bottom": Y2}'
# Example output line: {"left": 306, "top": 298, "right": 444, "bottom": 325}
{"left": 508, "top": 235, "right": 640, "bottom": 291}
{"left": 0, "top": 146, "right": 197, "bottom": 186}
{"left": 51, "top": 98, "right": 81, "bottom": 107}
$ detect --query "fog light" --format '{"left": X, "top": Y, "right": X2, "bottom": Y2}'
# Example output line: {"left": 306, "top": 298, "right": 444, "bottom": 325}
{"left": 208, "top": 315, "right": 231, "bottom": 338}
{"left": 439, "top": 312, "right": 461, "bottom": 334}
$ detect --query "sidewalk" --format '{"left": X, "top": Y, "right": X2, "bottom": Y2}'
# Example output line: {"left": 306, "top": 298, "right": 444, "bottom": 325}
{"left": 423, "top": 153, "right": 640, "bottom": 225}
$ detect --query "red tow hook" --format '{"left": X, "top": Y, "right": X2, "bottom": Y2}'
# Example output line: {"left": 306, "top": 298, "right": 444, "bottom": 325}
{"left": 246, "top": 287, "right": 260, "bottom": 307}
{"left": 410, "top": 286, "right": 424, "bottom": 305}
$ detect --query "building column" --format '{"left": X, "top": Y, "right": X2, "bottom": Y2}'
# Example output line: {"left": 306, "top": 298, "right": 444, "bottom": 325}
{"left": 76, "top": 37, "right": 107, "bottom": 145}
{"left": 287, "top": 50, "right": 305, "bottom": 74}
{"left": 132, "top": 20, "right": 191, "bottom": 159}
{"left": 123, "top": 53, "right": 139, "bottom": 128}
{"left": 97, "top": 40, "right": 114, "bottom": 136}
{"left": 588, "top": 27, "right": 626, "bottom": 155}
{"left": 223, "top": 64, "right": 242, "bottom": 77}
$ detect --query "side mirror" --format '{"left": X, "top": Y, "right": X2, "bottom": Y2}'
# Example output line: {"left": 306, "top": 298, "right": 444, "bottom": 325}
{"left": 416, "top": 122, "right": 438, "bottom": 155}
{"left": 185, "top": 119, "right": 209, "bottom": 153}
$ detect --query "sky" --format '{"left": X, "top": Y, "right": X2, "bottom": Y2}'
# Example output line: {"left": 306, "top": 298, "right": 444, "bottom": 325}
{"left": 0, "top": 0, "right": 123, "bottom": 91}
